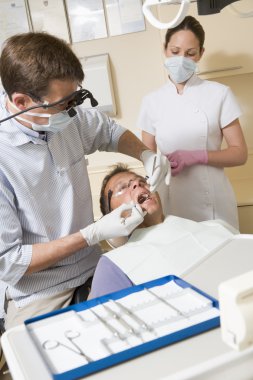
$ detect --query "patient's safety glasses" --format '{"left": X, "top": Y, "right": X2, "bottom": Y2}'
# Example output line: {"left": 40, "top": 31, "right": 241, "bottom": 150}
{"left": 107, "top": 176, "right": 148, "bottom": 212}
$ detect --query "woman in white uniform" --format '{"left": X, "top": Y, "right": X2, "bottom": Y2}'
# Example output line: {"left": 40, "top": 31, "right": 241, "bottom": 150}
{"left": 138, "top": 16, "right": 247, "bottom": 229}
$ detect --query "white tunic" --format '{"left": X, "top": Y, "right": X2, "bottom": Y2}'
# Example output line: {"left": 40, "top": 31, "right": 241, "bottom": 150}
{"left": 137, "top": 74, "right": 241, "bottom": 229}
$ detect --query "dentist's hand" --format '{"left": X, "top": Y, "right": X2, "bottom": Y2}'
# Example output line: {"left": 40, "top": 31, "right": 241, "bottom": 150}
{"left": 141, "top": 150, "right": 171, "bottom": 192}
{"left": 167, "top": 150, "right": 208, "bottom": 176}
{"left": 80, "top": 203, "right": 146, "bottom": 246}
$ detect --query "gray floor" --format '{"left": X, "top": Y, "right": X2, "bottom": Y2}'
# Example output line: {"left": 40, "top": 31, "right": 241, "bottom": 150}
{"left": 0, "top": 344, "right": 12, "bottom": 380}
{"left": 0, "top": 362, "right": 12, "bottom": 380}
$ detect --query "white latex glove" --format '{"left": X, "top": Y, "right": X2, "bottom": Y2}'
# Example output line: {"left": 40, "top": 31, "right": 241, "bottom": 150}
{"left": 141, "top": 150, "right": 171, "bottom": 192}
{"left": 80, "top": 202, "right": 145, "bottom": 246}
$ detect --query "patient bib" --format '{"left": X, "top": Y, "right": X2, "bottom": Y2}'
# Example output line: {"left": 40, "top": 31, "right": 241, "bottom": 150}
{"left": 105, "top": 216, "right": 237, "bottom": 285}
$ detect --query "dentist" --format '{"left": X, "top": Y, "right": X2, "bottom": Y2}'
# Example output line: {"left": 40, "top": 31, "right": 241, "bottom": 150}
{"left": 0, "top": 32, "right": 170, "bottom": 329}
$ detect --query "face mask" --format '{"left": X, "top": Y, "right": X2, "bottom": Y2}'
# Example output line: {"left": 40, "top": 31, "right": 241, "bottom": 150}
{"left": 164, "top": 56, "right": 197, "bottom": 84}
{"left": 10, "top": 102, "right": 73, "bottom": 133}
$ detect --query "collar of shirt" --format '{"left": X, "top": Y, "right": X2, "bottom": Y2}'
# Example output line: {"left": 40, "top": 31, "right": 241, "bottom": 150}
{"left": 12, "top": 117, "right": 47, "bottom": 141}
{"left": 167, "top": 73, "right": 201, "bottom": 92}
{"left": 2, "top": 118, "right": 48, "bottom": 146}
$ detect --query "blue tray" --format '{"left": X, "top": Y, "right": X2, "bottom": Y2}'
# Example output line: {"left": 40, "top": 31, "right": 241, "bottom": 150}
{"left": 25, "top": 275, "right": 220, "bottom": 380}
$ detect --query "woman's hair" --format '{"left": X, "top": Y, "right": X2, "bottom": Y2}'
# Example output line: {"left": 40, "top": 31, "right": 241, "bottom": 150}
{"left": 0, "top": 32, "right": 84, "bottom": 100}
{"left": 164, "top": 15, "right": 205, "bottom": 51}
{"left": 100, "top": 164, "right": 132, "bottom": 216}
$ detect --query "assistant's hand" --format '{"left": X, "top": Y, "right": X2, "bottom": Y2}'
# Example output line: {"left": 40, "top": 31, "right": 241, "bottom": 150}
{"left": 141, "top": 150, "right": 171, "bottom": 192}
{"left": 167, "top": 150, "right": 208, "bottom": 176}
{"left": 80, "top": 203, "right": 146, "bottom": 246}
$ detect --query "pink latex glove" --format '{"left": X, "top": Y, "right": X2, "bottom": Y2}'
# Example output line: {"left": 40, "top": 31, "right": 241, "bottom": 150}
{"left": 166, "top": 150, "right": 208, "bottom": 176}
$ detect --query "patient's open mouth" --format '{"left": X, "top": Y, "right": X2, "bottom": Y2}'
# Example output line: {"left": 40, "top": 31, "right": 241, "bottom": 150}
{"left": 137, "top": 193, "right": 150, "bottom": 204}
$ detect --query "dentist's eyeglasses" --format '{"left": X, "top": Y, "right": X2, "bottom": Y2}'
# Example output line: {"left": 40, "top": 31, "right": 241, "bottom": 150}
{"left": 62, "top": 87, "right": 98, "bottom": 116}
{"left": 0, "top": 87, "right": 98, "bottom": 124}
{"left": 29, "top": 87, "right": 99, "bottom": 117}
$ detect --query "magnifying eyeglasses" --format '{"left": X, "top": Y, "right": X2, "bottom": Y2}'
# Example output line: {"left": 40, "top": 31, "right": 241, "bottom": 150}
{"left": 0, "top": 88, "right": 98, "bottom": 124}
{"left": 60, "top": 88, "right": 99, "bottom": 117}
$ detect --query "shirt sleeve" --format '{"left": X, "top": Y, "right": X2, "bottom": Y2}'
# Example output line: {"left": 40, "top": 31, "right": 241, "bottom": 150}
{"left": 136, "top": 95, "right": 156, "bottom": 136}
{"left": 89, "top": 256, "right": 133, "bottom": 299}
{"left": 220, "top": 86, "right": 242, "bottom": 128}
{"left": 76, "top": 108, "right": 127, "bottom": 154}
{"left": 0, "top": 180, "right": 32, "bottom": 286}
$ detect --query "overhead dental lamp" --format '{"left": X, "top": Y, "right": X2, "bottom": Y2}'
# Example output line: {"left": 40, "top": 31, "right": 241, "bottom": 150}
{"left": 142, "top": 0, "right": 246, "bottom": 29}
{"left": 142, "top": 0, "right": 190, "bottom": 29}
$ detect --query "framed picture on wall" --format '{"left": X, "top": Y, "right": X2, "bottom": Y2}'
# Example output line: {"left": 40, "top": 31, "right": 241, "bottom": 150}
{"left": 79, "top": 54, "right": 117, "bottom": 116}
{"left": 28, "top": 0, "right": 70, "bottom": 43}
{"left": 65, "top": 0, "right": 108, "bottom": 43}
{"left": 104, "top": 0, "right": 145, "bottom": 37}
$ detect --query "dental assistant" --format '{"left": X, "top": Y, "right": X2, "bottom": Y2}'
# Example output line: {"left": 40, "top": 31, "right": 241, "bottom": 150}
{"left": 138, "top": 16, "right": 247, "bottom": 229}
{"left": 0, "top": 32, "right": 170, "bottom": 329}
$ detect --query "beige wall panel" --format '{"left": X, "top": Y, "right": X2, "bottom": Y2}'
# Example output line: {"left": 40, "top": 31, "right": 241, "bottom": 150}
{"left": 238, "top": 206, "right": 253, "bottom": 234}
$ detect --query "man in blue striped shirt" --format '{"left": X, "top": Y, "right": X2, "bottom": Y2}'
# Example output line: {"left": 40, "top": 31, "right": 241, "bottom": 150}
{"left": 0, "top": 32, "right": 170, "bottom": 329}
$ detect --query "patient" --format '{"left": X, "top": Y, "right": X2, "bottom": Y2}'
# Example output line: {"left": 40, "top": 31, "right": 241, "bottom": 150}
{"left": 89, "top": 164, "right": 238, "bottom": 299}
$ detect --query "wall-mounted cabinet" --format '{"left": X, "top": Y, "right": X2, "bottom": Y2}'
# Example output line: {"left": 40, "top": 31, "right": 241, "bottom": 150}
{"left": 157, "top": 0, "right": 253, "bottom": 79}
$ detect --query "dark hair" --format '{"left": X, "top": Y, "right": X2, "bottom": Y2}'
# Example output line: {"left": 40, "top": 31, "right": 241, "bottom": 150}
{"left": 164, "top": 16, "right": 205, "bottom": 51}
{"left": 100, "top": 164, "right": 134, "bottom": 216}
{"left": 0, "top": 32, "right": 84, "bottom": 99}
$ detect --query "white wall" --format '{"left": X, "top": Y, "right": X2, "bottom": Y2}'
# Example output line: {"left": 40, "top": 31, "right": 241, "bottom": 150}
{"left": 72, "top": 18, "right": 165, "bottom": 167}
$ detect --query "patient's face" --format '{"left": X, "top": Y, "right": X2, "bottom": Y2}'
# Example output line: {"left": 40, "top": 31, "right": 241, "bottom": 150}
{"left": 105, "top": 171, "right": 162, "bottom": 216}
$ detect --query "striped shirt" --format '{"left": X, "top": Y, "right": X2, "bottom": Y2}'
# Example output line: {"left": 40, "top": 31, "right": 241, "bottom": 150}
{"left": 0, "top": 94, "right": 126, "bottom": 316}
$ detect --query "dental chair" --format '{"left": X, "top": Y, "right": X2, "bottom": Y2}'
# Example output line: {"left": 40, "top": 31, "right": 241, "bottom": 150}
{"left": 70, "top": 277, "right": 93, "bottom": 305}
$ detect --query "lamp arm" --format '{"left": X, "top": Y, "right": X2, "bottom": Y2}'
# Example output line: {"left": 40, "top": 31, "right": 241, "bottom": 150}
{"left": 142, "top": 0, "right": 190, "bottom": 29}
